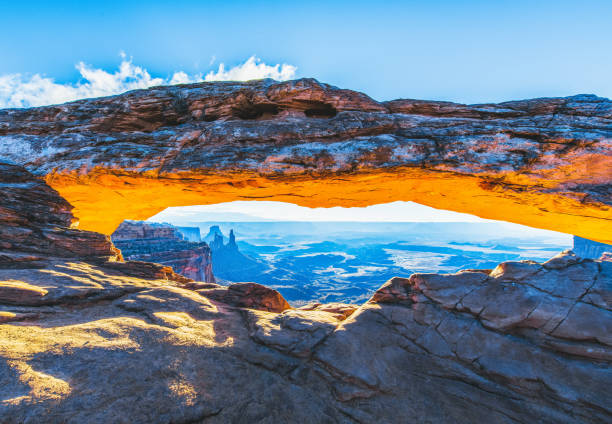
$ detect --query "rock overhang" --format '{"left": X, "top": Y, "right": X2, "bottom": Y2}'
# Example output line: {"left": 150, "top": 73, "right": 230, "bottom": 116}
{"left": 0, "top": 78, "right": 610, "bottom": 242}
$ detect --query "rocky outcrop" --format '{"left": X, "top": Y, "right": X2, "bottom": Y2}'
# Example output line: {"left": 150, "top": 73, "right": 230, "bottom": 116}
{"left": 573, "top": 235, "right": 612, "bottom": 259}
{"left": 206, "top": 227, "right": 269, "bottom": 283}
{"left": 0, "top": 161, "right": 120, "bottom": 268}
{"left": 0, "top": 162, "right": 190, "bottom": 283}
{"left": 1, "top": 80, "right": 610, "bottom": 423}
{"left": 0, "top": 250, "right": 609, "bottom": 423}
{"left": 0, "top": 79, "right": 610, "bottom": 242}
{"left": 198, "top": 281, "right": 292, "bottom": 313}
{"left": 112, "top": 221, "right": 215, "bottom": 283}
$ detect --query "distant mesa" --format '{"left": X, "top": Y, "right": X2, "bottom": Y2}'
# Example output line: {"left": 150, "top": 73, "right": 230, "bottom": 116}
{"left": 206, "top": 226, "right": 267, "bottom": 283}
{"left": 111, "top": 221, "right": 215, "bottom": 283}
{"left": 204, "top": 225, "right": 225, "bottom": 245}
{"left": 177, "top": 226, "right": 202, "bottom": 242}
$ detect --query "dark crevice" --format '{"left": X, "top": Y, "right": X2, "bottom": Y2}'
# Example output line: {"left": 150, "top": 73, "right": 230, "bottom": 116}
{"left": 233, "top": 103, "right": 280, "bottom": 120}
{"left": 203, "top": 113, "right": 219, "bottom": 122}
{"left": 304, "top": 102, "right": 338, "bottom": 118}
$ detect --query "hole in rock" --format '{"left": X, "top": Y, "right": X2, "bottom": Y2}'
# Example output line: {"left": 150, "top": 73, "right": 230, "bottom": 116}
{"left": 304, "top": 102, "right": 338, "bottom": 118}
{"left": 111, "top": 201, "right": 573, "bottom": 307}
{"left": 233, "top": 103, "right": 280, "bottom": 120}
{"left": 203, "top": 113, "right": 220, "bottom": 122}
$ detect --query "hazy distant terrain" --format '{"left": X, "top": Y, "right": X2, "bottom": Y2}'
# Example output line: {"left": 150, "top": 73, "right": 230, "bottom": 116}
{"left": 177, "top": 222, "right": 571, "bottom": 305}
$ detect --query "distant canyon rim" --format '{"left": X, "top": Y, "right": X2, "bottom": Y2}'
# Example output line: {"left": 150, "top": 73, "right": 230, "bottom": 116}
{"left": 0, "top": 78, "right": 610, "bottom": 242}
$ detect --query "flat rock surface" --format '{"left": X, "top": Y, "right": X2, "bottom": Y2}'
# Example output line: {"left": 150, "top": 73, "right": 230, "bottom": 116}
{"left": 1, "top": 251, "right": 610, "bottom": 423}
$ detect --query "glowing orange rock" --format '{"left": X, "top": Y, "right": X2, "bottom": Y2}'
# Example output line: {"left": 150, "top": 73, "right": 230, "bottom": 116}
{"left": 0, "top": 79, "right": 609, "bottom": 242}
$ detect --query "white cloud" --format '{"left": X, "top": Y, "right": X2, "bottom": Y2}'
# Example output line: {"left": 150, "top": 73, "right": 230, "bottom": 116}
{"left": 0, "top": 55, "right": 297, "bottom": 108}
{"left": 204, "top": 56, "right": 297, "bottom": 82}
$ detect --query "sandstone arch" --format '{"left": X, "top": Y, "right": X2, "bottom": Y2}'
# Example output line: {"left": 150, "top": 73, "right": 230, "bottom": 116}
{"left": 1, "top": 78, "right": 610, "bottom": 242}
{"left": 1, "top": 81, "right": 611, "bottom": 423}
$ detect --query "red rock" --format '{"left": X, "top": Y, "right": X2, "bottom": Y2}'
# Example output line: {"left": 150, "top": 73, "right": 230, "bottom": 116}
{"left": 112, "top": 221, "right": 215, "bottom": 283}
{"left": 0, "top": 80, "right": 609, "bottom": 242}
{"left": 199, "top": 282, "right": 291, "bottom": 313}
{"left": 0, "top": 280, "right": 48, "bottom": 305}
{"left": 0, "top": 80, "right": 610, "bottom": 423}
{"left": 0, "top": 162, "right": 120, "bottom": 265}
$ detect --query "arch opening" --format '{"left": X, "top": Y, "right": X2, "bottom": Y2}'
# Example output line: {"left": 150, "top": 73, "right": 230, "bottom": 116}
{"left": 110, "top": 200, "right": 576, "bottom": 305}
{"left": 47, "top": 168, "right": 612, "bottom": 245}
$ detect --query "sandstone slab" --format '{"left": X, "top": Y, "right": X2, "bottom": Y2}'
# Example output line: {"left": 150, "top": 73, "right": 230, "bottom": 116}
{"left": 0, "top": 251, "right": 609, "bottom": 423}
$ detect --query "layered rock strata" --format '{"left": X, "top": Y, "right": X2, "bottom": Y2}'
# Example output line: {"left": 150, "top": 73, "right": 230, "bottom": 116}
{"left": 1, "top": 80, "right": 611, "bottom": 423}
{"left": 112, "top": 221, "right": 215, "bottom": 283}
{"left": 0, "top": 79, "right": 610, "bottom": 242}
{"left": 0, "top": 162, "right": 189, "bottom": 281}
{"left": 0, "top": 161, "right": 119, "bottom": 268}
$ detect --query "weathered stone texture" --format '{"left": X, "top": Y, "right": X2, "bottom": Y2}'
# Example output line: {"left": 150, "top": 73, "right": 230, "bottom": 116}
{"left": 0, "top": 79, "right": 609, "bottom": 241}
{"left": 0, "top": 161, "right": 119, "bottom": 267}
{"left": 0, "top": 249, "right": 609, "bottom": 423}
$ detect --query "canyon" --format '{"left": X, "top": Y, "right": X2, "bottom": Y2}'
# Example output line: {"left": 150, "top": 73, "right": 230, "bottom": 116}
{"left": 0, "top": 79, "right": 611, "bottom": 423}
{"left": 111, "top": 221, "right": 215, "bottom": 283}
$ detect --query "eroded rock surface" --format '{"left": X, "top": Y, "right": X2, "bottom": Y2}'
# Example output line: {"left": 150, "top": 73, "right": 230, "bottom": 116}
{"left": 0, "top": 163, "right": 189, "bottom": 285}
{"left": 0, "top": 161, "right": 119, "bottom": 267}
{"left": 1, "top": 82, "right": 611, "bottom": 423}
{"left": 0, "top": 168, "right": 609, "bottom": 422}
{"left": 0, "top": 251, "right": 610, "bottom": 423}
{"left": 0, "top": 79, "right": 610, "bottom": 242}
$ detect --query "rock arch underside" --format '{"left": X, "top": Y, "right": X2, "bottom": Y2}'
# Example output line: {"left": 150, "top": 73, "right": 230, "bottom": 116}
{"left": 0, "top": 79, "right": 611, "bottom": 423}
{"left": 1, "top": 78, "right": 610, "bottom": 242}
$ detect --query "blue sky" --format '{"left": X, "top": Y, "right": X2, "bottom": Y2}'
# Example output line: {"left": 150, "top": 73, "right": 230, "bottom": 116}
{"left": 1, "top": 0, "right": 611, "bottom": 103}
{"left": 0, "top": 1, "right": 605, "bottom": 229}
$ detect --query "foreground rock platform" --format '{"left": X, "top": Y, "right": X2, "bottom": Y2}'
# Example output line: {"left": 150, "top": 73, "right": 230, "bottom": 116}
{"left": 0, "top": 251, "right": 610, "bottom": 423}
{"left": 1, "top": 79, "right": 610, "bottom": 242}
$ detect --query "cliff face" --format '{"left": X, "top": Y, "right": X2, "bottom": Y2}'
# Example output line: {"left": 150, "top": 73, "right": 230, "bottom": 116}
{"left": 573, "top": 235, "right": 612, "bottom": 259}
{"left": 0, "top": 163, "right": 193, "bottom": 303}
{"left": 0, "top": 79, "right": 610, "bottom": 242}
{"left": 112, "top": 221, "right": 215, "bottom": 283}
{"left": 0, "top": 161, "right": 120, "bottom": 268}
